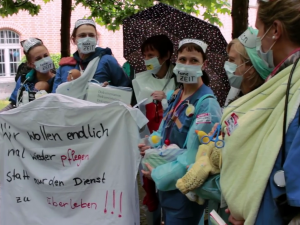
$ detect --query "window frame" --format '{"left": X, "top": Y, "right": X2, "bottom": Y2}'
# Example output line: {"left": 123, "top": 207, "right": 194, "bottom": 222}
{"left": 0, "top": 30, "right": 21, "bottom": 78}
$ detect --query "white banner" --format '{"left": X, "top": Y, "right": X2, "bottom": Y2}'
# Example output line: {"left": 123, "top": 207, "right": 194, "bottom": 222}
{"left": 0, "top": 94, "right": 148, "bottom": 225}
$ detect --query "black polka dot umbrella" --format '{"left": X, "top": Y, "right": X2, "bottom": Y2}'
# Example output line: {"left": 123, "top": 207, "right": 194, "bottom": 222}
{"left": 123, "top": 3, "right": 230, "bottom": 107}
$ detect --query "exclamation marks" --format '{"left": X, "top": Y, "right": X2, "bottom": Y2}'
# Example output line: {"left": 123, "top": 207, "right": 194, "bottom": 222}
{"left": 118, "top": 192, "right": 123, "bottom": 218}
{"left": 104, "top": 190, "right": 123, "bottom": 218}
{"left": 111, "top": 190, "right": 115, "bottom": 214}
{"left": 104, "top": 190, "right": 108, "bottom": 214}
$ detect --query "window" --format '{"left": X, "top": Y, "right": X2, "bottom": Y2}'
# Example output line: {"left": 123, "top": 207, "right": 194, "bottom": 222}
{"left": 0, "top": 30, "right": 21, "bottom": 77}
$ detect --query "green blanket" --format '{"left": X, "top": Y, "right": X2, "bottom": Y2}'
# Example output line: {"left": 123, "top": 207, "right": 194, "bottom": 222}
{"left": 220, "top": 63, "right": 300, "bottom": 224}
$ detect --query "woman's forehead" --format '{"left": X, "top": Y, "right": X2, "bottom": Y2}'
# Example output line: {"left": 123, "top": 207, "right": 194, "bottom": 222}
{"left": 29, "top": 45, "right": 48, "bottom": 56}
{"left": 178, "top": 49, "right": 203, "bottom": 58}
{"left": 228, "top": 46, "right": 239, "bottom": 59}
{"left": 76, "top": 25, "right": 96, "bottom": 34}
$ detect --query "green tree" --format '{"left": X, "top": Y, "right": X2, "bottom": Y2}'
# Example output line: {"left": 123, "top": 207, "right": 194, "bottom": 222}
{"left": 77, "top": 0, "right": 231, "bottom": 31}
{"left": 1, "top": 0, "right": 233, "bottom": 57}
{"left": 0, "top": 0, "right": 47, "bottom": 17}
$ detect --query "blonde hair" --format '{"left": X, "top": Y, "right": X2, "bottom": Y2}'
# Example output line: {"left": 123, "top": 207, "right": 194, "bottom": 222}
{"left": 227, "top": 39, "right": 264, "bottom": 92}
{"left": 258, "top": 0, "right": 300, "bottom": 45}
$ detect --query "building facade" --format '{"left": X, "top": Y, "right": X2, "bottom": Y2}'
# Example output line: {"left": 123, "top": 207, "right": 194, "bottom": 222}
{"left": 0, "top": 0, "right": 258, "bottom": 82}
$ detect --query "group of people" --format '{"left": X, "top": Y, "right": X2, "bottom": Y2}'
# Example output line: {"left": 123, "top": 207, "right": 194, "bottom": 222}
{"left": 1, "top": 0, "right": 300, "bottom": 224}
{"left": 138, "top": 1, "right": 300, "bottom": 225}
{"left": 0, "top": 18, "right": 131, "bottom": 111}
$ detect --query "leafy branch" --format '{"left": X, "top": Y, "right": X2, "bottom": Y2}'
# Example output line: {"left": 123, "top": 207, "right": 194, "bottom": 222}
{"left": 75, "top": 0, "right": 231, "bottom": 31}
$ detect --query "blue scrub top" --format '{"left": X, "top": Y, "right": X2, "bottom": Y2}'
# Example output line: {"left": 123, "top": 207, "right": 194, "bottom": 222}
{"left": 256, "top": 108, "right": 300, "bottom": 224}
{"left": 52, "top": 47, "right": 131, "bottom": 93}
{"left": 160, "top": 84, "right": 220, "bottom": 149}
{"left": 151, "top": 84, "right": 222, "bottom": 222}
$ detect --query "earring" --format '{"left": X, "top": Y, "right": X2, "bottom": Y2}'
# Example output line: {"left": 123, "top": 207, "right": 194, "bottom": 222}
{"left": 272, "top": 36, "right": 276, "bottom": 39}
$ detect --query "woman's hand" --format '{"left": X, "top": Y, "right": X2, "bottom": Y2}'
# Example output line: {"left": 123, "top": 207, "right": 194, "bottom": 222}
{"left": 102, "top": 81, "right": 109, "bottom": 87}
{"left": 151, "top": 91, "right": 166, "bottom": 101}
{"left": 138, "top": 144, "right": 150, "bottom": 156}
{"left": 141, "top": 163, "right": 153, "bottom": 180}
{"left": 138, "top": 136, "right": 150, "bottom": 156}
{"left": 225, "top": 208, "right": 245, "bottom": 225}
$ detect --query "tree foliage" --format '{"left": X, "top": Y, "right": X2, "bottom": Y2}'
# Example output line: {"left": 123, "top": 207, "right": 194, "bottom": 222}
{"left": 76, "top": 0, "right": 231, "bottom": 31}
{"left": 0, "top": 0, "right": 41, "bottom": 17}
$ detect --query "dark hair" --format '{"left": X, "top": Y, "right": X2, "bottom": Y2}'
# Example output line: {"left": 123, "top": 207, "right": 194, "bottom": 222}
{"left": 71, "top": 24, "right": 97, "bottom": 44}
{"left": 20, "top": 38, "right": 45, "bottom": 62}
{"left": 141, "top": 35, "right": 173, "bottom": 64}
{"left": 177, "top": 43, "right": 210, "bottom": 85}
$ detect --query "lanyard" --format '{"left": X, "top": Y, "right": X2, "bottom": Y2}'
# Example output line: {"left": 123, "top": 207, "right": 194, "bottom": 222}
{"left": 273, "top": 56, "right": 300, "bottom": 188}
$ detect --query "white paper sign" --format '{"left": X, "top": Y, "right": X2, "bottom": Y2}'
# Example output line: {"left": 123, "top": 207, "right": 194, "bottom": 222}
{"left": 0, "top": 94, "right": 148, "bottom": 225}
{"left": 86, "top": 83, "right": 133, "bottom": 105}
{"left": 132, "top": 71, "right": 175, "bottom": 103}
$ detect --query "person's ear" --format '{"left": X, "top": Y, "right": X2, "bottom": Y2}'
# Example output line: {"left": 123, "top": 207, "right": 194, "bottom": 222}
{"left": 162, "top": 51, "right": 171, "bottom": 62}
{"left": 272, "top": 20, "right": 282, "bottom": 41}
{"left": 202, "top": 60, "right": 208, "bottom": 70}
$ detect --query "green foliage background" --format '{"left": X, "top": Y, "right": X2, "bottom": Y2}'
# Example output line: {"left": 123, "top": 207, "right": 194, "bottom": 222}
{"left": 1, "top": 0, "right": 230, "bottom": 31}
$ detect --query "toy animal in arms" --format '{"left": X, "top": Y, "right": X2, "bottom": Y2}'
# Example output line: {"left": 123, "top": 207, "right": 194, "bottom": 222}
{"left": 176, "top": 125, "right": 223, "bottom": 204}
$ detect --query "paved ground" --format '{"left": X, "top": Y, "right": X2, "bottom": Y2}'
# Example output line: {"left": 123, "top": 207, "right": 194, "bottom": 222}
{"left": 0, "top": 80, "right": 15, "bottom": 100}
{"left": 138, "top": 175, "right": 148, "bottom": 225}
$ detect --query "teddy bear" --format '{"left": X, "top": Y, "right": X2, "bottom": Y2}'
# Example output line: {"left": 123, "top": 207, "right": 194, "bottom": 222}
{"left": 176, "top": 130, "right": 222, "bottom": 204}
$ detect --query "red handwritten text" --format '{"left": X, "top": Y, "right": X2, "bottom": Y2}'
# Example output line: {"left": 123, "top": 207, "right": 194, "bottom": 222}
{"left": 61, "top": 148, "right": 89, "bottom": 167}
{"left": 47, "top": 196, "right": 97, "bottom": 210}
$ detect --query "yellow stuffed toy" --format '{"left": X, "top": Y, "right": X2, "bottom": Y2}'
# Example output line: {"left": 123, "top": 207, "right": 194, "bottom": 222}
{"left": 176, "top": 130, "right": 222, "bottom": 204}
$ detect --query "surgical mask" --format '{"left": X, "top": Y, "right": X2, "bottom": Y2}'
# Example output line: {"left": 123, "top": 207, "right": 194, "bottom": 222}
{"left": 224, "top": 61, "right": 244, "bottom": 89}
{"left": 255, "top": 26, "right": 276, "bottom": 70}
{"left": 173, "top": 63, "right": 203, "bottom": 84}
{"left": 144, "top": 57, "right": 162, "bottom": 74}
{"left": 77, "top": 37, "right": 97, "bottom": 54}
{"left": 34, "top": 56, "right": 54, "bottom": 73}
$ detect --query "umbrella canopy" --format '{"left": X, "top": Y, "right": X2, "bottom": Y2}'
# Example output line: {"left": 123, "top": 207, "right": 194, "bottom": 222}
{"left": 123, "top": 3, "right": 230, "bottom": 106}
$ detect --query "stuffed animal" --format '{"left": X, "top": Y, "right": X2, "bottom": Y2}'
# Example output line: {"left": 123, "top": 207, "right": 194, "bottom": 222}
{"left": 176, "top": 130, "right": 222, "bottom": 204}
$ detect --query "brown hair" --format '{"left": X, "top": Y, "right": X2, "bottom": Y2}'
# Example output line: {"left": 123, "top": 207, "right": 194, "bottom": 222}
{"left": 257, "top": 0, "right": 300, "bottom": 45}
{"left": 177, "top": 43, "right": 210, "bottom": 85}
{"left": 227, "top": 39, "right": 264, "bottom": 93}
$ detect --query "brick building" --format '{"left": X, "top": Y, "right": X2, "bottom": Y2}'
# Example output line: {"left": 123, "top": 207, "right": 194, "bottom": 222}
{"left": 0, "top": 0, "right": 257, "bottom": 84}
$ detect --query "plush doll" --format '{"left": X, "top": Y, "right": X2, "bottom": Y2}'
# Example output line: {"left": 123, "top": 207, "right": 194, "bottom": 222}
{"left": 67, "top": 69, "right": 81, "bottom": 81}
{"left": 176, "top": 130, "right": 222, "bottom": 204}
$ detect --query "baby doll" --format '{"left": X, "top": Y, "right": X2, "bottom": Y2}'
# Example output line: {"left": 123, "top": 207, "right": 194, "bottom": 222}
{"left": 34, "top": 81, "right": 50, "bottom": 99}
{"left": 34, "top": 81, "right": 50, "bottom": 92}
{"left": 67, "top": 69, "right": 81, "bottom": 81}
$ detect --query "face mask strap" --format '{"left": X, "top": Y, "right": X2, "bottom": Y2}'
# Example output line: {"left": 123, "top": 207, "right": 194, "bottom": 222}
{"left": 240, "top": 65, "right": 254, "bottom": 76}
{"left": 259, "top": 25, "right": 277, "bottom": 53}
{"left": 268, "top": 40, "right": 277, "bottom": 52}
{"left": 236, "top": 61, "right": 249, "bottom": 69}
{"left": 261, "top": 25, "right": 273, "bottom": 41}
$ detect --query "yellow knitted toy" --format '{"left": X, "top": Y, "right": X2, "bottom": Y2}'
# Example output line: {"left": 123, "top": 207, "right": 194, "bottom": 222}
{"left": 176, "top": 130, "right": 222, "bottom": 204}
